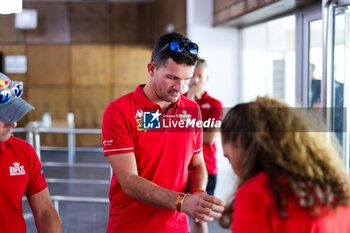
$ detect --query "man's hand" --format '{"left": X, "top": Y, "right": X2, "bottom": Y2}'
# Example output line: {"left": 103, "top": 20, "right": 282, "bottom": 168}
{"left": 182, "top": 192, "right": 225, "bottom": 223}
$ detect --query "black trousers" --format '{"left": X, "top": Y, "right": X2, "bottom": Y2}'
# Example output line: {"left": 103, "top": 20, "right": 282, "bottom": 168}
{"left": 206, "top": 174, "right": 217, "bottom": 196}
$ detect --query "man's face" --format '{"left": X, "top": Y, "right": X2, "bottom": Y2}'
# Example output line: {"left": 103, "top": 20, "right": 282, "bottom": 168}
{"left": 151, "top": 58, "right": 195, "bottom": 103}
{"left": 188, "top": 65, "right": 208, "bottom": 91}
{"left": 0, "top": 121, "right": 16, "bottom": 142}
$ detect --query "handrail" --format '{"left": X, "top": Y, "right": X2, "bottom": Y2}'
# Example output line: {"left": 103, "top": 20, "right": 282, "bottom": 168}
{"left": 17, "top": 126, "right": 109, "bottom": 221}
{"left": 51, "top": 195, "right": 109, "bottom": 215}
{"left": 42, "top": 161, "right": 109, "bottom": 168}
{"left": 22, "top": 195, "right": 109, "bottom": 205}
{"left": 12, "top": 127, "right": 28, "bottom": 133}
{"left": 12, "top": 127, "right": 102, "bottom": 165}
{"left": 45, "top": 178, "right": 110, "bottom": 185}
{"left": 23, "top": 195, "right": 109, "bottom": 217}
{"left": 33, "top": 127, "right": 102, "bottom": 134}
{"left": 13, "top": 127, "right": 101, "bottom": 134}
{"left": 50, "top": 195, "right": 109, "bottom": 203}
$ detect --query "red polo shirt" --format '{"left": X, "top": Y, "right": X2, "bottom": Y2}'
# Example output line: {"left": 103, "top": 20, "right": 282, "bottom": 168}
{"left": 0, "top": 136, "right": 47, "bottom": 233}
{"left": 184, "top": 92, "right": 223, "bottom": 174}
{"left": 102, "top": 85, "right": 203, "bottom": 233}
{"left": 232, "top": 172, "right": 350, "bottom": 233}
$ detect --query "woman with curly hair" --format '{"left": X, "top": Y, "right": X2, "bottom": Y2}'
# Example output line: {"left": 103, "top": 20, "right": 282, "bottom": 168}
{"left": 220, "top": 96, "right": 350, "bottom": 233}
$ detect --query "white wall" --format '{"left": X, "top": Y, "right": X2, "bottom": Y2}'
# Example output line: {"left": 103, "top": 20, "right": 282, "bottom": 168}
{"left": 187, "top": 0, "right": 240, "bottom": 202}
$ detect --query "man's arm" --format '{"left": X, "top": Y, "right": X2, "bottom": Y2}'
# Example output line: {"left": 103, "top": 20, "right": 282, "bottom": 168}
{"left": 27, "top": 188, "right": 62, "bottom": 233}
{"left": 187, "top": 151, "right": 207, "bottom": 193}
{"left": 204, "top": 101, "right": 223, "bottom": 145}
{"left": 107, "top": 152, "right": 224, "bottom": 222}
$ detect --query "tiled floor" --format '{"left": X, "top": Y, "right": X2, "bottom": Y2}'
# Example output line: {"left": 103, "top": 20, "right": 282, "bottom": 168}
{"left": 24, "top": 150, "right": 230, "bottom": 233}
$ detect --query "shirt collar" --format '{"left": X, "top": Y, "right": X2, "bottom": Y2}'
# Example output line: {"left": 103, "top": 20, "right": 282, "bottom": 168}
{"left": 202, "top": 91, "right": 209, "bottom": 99}
{"left": 134, "top": 84, "right": 158, "bottom": 109}
{"left": 0, "top": 138, "right": 10, "bottom": 153}
{"left": 196, "top": 91, "right": 209, "bottom": 104}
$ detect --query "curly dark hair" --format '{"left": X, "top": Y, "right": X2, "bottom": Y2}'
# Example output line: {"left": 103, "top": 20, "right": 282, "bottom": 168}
{"left": 220, "top": 96, "right": 350, "bottom": 228}
{"left": 151, "top": 32, "right": 198, "bottom": 68}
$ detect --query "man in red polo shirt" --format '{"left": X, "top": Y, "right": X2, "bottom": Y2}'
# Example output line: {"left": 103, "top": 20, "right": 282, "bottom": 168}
{"left": 185, "top": 58, "right": 223, "bottom": 233}
{"left": 102, "top": 32, "right": 225, "bottom": 233}
{"left": 0, "top": 73, "right": 62, "bottom": 233}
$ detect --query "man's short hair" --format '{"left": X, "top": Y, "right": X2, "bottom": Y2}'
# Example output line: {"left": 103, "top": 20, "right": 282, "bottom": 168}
{"left": 151, "top": 32, "right": 198, "bottom": 68}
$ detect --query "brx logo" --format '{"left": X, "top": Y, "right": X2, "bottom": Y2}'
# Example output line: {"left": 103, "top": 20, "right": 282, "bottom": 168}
{"left": 143, "top": 110, "right": 161, "bottom": 129}
{"left": 9, "top": 162, "right": 25, "bottom": 176}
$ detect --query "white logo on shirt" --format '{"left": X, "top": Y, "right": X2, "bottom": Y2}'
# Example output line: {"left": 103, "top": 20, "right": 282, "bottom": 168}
{"left": 179, "top": 110, "right": 192, "bottom": 121}
{"left": 9, "top": 162, "right": 26, "bottom": 176}
{"left": 135, "top": 110, "right": 143, "bottom": 118}
{"left": 103, "top": 139, "right": 114, "bottom": 146}
{"left": 201, "top": 103, "right": 211, "bottom": 109}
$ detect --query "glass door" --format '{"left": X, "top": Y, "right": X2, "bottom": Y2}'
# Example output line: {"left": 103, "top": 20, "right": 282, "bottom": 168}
{"left": 297, "top": 4, "right": 322, "bottom": 107}
{"left": 330, "top": 3, "right": 350, "bottom": 170}
{"left": 324, "top": 0, "right": 350, "bottom": 172}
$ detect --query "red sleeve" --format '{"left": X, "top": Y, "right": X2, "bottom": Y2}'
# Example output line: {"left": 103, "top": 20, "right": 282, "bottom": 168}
{"left": 102, "top": 101, "right": 134, "bottom": 155}
{"left": 25, "top": 143, "right": 47, "bottom": 196}
{"left": 194, "top": 106, "right": 203, "bottom": 154}
{"left": 231, "top": 181, "right": 271, "bottom": 233}
{"left": 209, "top": 99, "right": 223, "bottom": 121}
{"left": 194, "top": 130, "right": 203, "bottom": 154}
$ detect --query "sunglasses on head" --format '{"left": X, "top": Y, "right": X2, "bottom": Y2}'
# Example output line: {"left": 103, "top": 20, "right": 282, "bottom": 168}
{"left": 151, "top": 41, "right": 199, "bottom": 62}
{"left": 0, "top": 81, "right": 23, "bottom": 104}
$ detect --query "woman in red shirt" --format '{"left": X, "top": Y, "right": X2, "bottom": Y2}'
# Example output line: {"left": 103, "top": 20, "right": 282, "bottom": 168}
{"left": 220, "top": 96, "right": 350, "bottom": 233}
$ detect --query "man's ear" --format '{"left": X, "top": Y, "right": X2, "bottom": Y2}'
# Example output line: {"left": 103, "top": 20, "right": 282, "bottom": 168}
{"left": 147, "top": 62, "right": 156, "bottom": 76}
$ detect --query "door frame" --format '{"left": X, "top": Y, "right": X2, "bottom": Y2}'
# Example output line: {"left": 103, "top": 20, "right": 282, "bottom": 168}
{"left": 295, "top": 4, "right": 322, "bottom": 106}
{"left": 323, "top": 0, "right": 350, "bottom": 172}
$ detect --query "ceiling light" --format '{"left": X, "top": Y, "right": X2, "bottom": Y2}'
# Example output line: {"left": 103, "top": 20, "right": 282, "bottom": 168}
{"left": 0, "top": 0, "right": 23, "bottom": 14}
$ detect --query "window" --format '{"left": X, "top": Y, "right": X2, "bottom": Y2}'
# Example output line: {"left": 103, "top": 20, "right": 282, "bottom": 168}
{"left": 241, "top": 15, "right": 296, "bottom": 106}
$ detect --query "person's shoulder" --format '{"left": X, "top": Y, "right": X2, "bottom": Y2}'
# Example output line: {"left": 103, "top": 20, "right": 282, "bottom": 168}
{"left": 6, "top": 136, "right": 33, "bottom": 153}
{"left": 337, "top": 205, "right": 350, "bottom": 217}
{"left": 204, "top": 93, "right": 223, "bottom": 107}
{"left": 105, "top": 92, "right": 134, "bottom": 113}
{"left": 335, "top": 80, "right": 344, "bottom": 89}
{"left": 8, "top": 136, "right": 30, "bottom": 146}
{"left": 237, "top": 172, "right": 269, "bottom": 195}
{"left": 110, "top": 92, "right": 133, "bottom": 106}
{"left": 210, "top": 97, "right": 223, "bottom": 108}
{"left": 234, "top": 172, "right": 274, "bottom": 208}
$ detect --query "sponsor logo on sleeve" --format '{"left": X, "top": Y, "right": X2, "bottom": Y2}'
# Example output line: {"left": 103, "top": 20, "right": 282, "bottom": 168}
{"left": 103, "top": 139, "right": 114, "bottom": 147}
